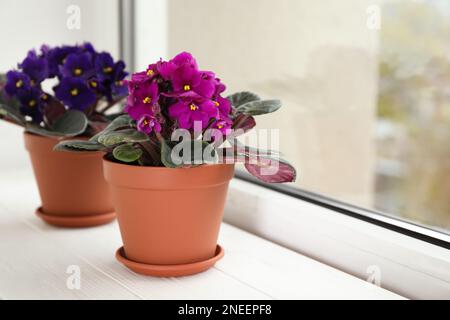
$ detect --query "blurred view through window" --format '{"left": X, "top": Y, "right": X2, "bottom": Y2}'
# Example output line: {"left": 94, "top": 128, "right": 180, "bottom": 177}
{"left": 158, "top": 0, "right": 450, "bottom": 233}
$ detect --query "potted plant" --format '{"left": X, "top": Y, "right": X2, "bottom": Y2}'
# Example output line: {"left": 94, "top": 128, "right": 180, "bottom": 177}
{"left": 56, "top": 52, "right": 296, "bottom": 276}
{"left": 0, "top": 43, "right": 128, "bottom": 227}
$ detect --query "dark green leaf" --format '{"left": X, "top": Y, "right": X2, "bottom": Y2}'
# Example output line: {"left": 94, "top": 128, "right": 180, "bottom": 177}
{"left": 51, "top": 110, "right": 88, "bottom": 135}
{"left": 0, "top": 103, "right": 26, "bottom": 126}
{"left": 160, "top": 139, "right": 181, "bottom": 168}
{"left": 98, "top": 129, "right": 149, "bottom": 147}
{"left": 104, "top": 112, "right": 126, "bottom": 121}
{"left": 227, "top": 91, "right": 260, "bottom": 107}
{"left": 90, "top": 114, "right": 131, "bottom": 142}
{"left": 54, "top": 140, "right": 106, "bottom": 152}
{"left": 113, "top": 143, "right": 143, "bottom": 162}
{"left": 236, "top": 99, "right": 281, "bottom": 116}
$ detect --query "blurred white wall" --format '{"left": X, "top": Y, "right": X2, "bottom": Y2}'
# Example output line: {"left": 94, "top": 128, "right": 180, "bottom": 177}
{"left": 0, "top": 0, "right": 119, "bottom": 172}
{"left": 166, "top": 0, "right": 379, "bottom": 206}
{"left": 135, "top": 0, "right": 168, "bottom": 70}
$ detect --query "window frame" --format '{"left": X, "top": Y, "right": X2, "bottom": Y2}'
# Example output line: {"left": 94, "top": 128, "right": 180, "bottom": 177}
{"left": 224, "top": 176, "right": 450, "bottom": 299}
{"left": 236, "top": 171, "right": 450, "bottom": 249}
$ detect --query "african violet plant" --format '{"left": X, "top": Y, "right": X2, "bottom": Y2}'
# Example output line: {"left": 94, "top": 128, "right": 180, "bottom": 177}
{"left": 0, "top": 42, "right": 128, "bottom": 137}
{"left": 56, "top": 52, "right": 296, "bottom": 183}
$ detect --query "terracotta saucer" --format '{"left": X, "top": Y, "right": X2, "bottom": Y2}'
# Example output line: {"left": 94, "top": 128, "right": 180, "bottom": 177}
{"left": 116, "top": 245, "right": 224, "bottom": 277}
{"left": 35, "top": 207, "right": 116, "bottom": 228}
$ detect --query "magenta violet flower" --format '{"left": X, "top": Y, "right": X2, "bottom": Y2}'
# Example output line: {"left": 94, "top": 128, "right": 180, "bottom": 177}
{"left": 124, "top": 80, "right": 159, "bottom": 121}
{"left": 170, "top": 64, "right": 216, "bottom": 99}
{"left": 137, "top": 114, "right": 161, "bottom": 134}
{"left": 211, "top": 118, "right": 232, "bottom": 134}
{"left": 156, "top": 51, "right": 198, "bottom": 80}
{"left": 214, "top": 95, "right": 231, "bottom": 119}
{"left": 168, "top": 98, "right": 218, "bottom": 130}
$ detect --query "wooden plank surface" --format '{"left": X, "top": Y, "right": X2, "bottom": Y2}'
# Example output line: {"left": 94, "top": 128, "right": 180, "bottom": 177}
{"left": 0, "top": 169, "right": 404, "bottom": 300}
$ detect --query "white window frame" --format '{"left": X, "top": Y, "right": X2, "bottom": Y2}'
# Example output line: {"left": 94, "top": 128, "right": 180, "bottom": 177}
{"left": 224, "top": 177, "right": 450, "bottom": 299}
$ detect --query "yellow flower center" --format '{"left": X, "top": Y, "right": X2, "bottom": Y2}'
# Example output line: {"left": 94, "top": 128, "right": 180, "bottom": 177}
{"left": 217, "top": 124, "right": 224, "bottom": 129}
{"left": 70, "top": 88, "right": 79, "bottom": 96}
{"left": 15, "top": 80, "right": 23, "bottom": 88}
{"left": 103, "top": 66, "right": 113, "bottom": 73}
{"left": 41, "top": 94, "right": 48, "bottom": 101}
{"left": 146, "top": 69, "right": 154, "bottom": 76}
{"left": 184, "top": 84, "right": 191, "bottom": 91}
{"left": 73, "top": 68, "right": 82, "bottom": 76}
{"left": 143, "top": 119, "right": 149, "bottom": 125}
{"left": 189, "top": 104, "right": 198, "bottom": 111}
{"left": 28, "top": 100, "right": 36, "bottom": 107}
{"left": 214, "top": 101, "right": 220, "bottom": 107}
{"left": 30, "top": 79, "right": 36, "bottom": 86}
{"left": 90, "top": 81, "right": 98, "bottom": 88}
{"left": 143, "top": 96, "right": 152, "bottom": 104}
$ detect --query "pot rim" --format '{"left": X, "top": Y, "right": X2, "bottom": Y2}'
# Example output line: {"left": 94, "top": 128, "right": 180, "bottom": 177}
{"left": 102, "top": 154, "right": 234, "bottom": 172}
{"left": 24, "top": 131, "right": 104, "bottom": 156}
{"left": 102, "top": 155, "right": 235, "bottom": 189}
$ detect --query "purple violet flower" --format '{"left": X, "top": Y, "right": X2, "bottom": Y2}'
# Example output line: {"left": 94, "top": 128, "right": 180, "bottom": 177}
{"left": 95, "top": 52, "right": 116, "bottom": 81}
{"left": 4, "top": 71, "right": 31, "bottom": 96}
{"left": 19, "top": 50, "right": 48, "bottom": 85}
{"left": 45, "top": 45, "right": 79, "bottom": 77}
{"left": 16, "top": 87, "right": 43, "bottom": 123}
{"left": 54, "top": 77, "right": 96, "bottom": 111}
{"left": 60, "top": 52, "right": 95, "bottom": 79}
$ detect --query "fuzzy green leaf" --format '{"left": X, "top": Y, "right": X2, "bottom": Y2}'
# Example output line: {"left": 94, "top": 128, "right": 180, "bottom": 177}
{"left": 98, "top": 129, "right": 149, "bottom": 147}
{"left": 113, "top": 143, "right": 143, "bottom": 163}
{"left": 51, "top": 110, "right": 88, "bottom": 135}
{"left": 0, "top": 103, "right": 26, "bottom": 125}
{"left": 25, "top": 110, "right": 88, "bottom": 137}
{"left": 236, "top": 99, "right": 281, "bottom": 116}
{"left": 54, "top": 140, "right": 106, "bottom": 152}
{"left": 90, "top": 114, "right": 131, "bottom": 142}
{"left": 227, "top": 91, "right": 260, "bottom": 107}
{"left": 160, "top": 139, "right": 181, "bottom": 168}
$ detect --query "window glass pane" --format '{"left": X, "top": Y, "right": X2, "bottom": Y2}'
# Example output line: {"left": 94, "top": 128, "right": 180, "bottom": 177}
{"left": 136, "top": 0, "right": 450, "bottom": 234}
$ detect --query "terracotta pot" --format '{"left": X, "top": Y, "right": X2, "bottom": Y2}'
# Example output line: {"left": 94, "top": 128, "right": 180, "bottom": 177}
{"left": 24, "top": 132, "right": 115, "bottom": 227}
{"left": 103, "top": 158, "right": 235, "bottom": 277}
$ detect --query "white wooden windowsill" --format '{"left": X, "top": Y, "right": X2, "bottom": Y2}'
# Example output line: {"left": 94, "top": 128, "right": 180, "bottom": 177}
{"left": 0, "top": 169, "right": 403, "bottom": 300}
